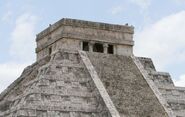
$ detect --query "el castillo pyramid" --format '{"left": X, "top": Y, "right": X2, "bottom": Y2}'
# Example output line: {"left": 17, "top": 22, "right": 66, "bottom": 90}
{"left": 0, "top": 18, "right": 184, "bottom": 117}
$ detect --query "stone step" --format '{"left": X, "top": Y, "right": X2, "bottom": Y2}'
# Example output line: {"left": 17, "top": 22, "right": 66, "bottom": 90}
{"left": 25, "top": 98, "right": 98, "bottom": 108}
{"left": 167, "top": 98, "right": 185, "bottom": 105}
{"left": 5, "top": 109, "right": 101, "bottom": 117}
{"left": 21, "top": 103, "right": 98, "bottom": 113}
{"left": 44, "top": 70, "right": 89, "bottom": 80}
{"left": 30, "top": 88, "right": 94, "bottom": 98}
{"left": 159, "top": 87, "right": 185, "bottom": 99}
{"left": 149, "top": 71, "right": 174, "bottom": 87}
{"left": 163, "top": 94, "right": 185, "bottom": 101}
{"left": 37, "top": 80, "right": 91, "bottom": 91}
{"left": 173, "top": 110, "right": 185, "bottom": 117}
{"left": 137, "top": 57, "right": 156, "bottom": 71}
{"left": 52, "top": 51, "right": 82, "bottom": 64}
{"left": 39, "top": 66, "right": 89, "bottom": 78}
{"left": 45, "top": 77, "right": 90, "bottom": 83}
{"left": 25, "top": 94, "right": 97, "bottom": 104}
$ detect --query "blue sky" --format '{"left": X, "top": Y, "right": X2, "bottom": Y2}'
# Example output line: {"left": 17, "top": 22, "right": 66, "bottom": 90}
{"left": 0, "top": 0, "right": 185, "bottom": 92}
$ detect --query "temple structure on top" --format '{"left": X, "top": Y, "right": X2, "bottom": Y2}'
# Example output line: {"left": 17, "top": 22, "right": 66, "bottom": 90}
{"left": 35, "top": 18, "right": 134, "bottom": 60}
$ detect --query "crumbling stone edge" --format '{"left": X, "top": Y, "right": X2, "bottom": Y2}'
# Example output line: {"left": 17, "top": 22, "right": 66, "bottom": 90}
{"left": 131, "top": 55, "right": 175, "bottom": 117}
{"left": 79, "top": 50, "right": 121, "bottom": 117}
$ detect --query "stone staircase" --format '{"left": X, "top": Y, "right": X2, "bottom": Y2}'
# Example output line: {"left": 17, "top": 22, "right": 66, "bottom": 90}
{"left": 0, "top": 50, "right": 111, "bottom": 117}
{"left": 87, "top": 53, "right": 170, "bottom": 117}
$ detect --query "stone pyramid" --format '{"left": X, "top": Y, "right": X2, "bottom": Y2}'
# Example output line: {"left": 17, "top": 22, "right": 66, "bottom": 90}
{"left": 0, "top": 18, "right": 184, "bottom": 117}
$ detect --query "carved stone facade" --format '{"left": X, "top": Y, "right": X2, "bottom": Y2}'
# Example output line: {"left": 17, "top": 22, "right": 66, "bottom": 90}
{"left": 35, "top": 18, "right": 134, "bottom": 60}
{"left": 0, "top": 18, "right": 184, "bottom": 117}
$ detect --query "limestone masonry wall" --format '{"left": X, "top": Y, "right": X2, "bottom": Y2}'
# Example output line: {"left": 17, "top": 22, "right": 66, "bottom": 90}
{"left": 35, "top": 18, "right": 134, "bottom": 60}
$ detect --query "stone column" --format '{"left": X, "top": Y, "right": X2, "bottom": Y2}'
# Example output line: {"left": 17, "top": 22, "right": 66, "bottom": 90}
{"left": 103, "top": 43, "right": 108, "bottom": 54}
{"left": 89, "top": 41, "right": 94, "bottom": 52}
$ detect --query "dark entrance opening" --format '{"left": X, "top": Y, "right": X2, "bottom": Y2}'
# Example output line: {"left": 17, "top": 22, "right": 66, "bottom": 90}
{"left": 93, "top": 43, "right": 103, "bottom": 53}
{"left": 49, "top": 47, "right": 52, "bottom": 55}
{"left": 108, "top": 44, "right": 114, "bottom": 54}
{"left": 82, "top": 41, "right": 89, "bottom": 51}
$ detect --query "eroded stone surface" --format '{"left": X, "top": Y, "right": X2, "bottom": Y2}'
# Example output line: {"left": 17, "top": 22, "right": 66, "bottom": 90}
{"left": 0, "top": 50, "right": 111, "bottom": 117}
{"left": 139, "top": 57, "right": 185, "bottom": 117}
{"left": 0, "top": 18, "right": 184, "bottom": 117}
{"left": 87, "top": 53, "right": 169, "bottom": 117}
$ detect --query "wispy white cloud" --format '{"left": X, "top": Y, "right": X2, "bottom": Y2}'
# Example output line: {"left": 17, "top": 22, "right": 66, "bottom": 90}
{"left": 0, "top": 63, "right": 28, "bottom": 93}
{"left": 173, "top": 0, "right": 185, "bottom": 3}
{"left": 1, "top": 10, "right": 13, "bottom": 22}
{"left": 1, "top": 1, "right": 14, "bottom": 23}
{"left": 110, "top": 0, "right": 151, "bottom": 15}
{"left": 130, "top": 0, "right": 151, "bottom": 9}
{"left": 130, "top": 0, "right": 151, "bottom": 26}
{"left": 174, "top": 74, "right": 185, "bottom": 87}
{"left": 134, "top": 11, "right": 185, "bottom": 78}
{"left": 10, "top": 13, "right": 38, "bottom": 62}
{"left": 110, "top": 5, "right": 125, "bottom": 15}
{"left": 0, "top": 13, "right": 39, "bottom": 93}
